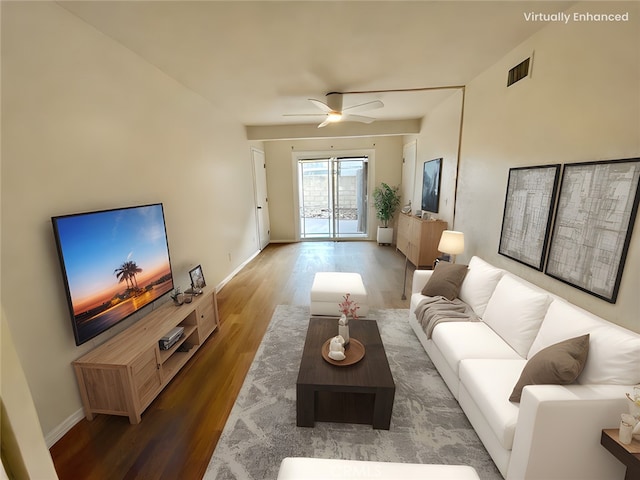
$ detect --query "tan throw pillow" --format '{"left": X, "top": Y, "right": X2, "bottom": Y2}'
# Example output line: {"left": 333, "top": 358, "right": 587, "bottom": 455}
{"left": 421, "top": 262, "right": 469, "bottom": 301}
{"left": 509, "top": 334, "right": 590, "bottom": 403}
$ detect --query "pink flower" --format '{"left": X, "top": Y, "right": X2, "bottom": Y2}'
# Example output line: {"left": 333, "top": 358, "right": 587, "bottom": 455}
{"left": 338, "top": 293, "right": 359, "bottom": 321}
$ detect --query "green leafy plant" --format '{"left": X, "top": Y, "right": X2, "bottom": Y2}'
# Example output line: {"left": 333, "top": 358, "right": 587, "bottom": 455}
{"left": 373, "top": 183, "right": 401, "bottom": 228}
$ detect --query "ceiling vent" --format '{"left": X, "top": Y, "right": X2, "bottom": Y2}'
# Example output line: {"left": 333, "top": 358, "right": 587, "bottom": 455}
{"left": 507, "top": 57, "right": 531, "bottom": 87}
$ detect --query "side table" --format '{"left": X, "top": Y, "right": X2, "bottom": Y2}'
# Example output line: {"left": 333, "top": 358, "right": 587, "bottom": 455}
{"left": 601, "top": 429, "right": 640, "bottom": 480}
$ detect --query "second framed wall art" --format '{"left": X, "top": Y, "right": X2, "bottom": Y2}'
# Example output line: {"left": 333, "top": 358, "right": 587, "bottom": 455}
{"left": 546, "top": 158, "right": 640, "bottom": 303}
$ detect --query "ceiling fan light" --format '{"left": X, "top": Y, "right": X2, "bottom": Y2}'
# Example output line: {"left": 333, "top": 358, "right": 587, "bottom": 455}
{"left": 327, "top": 112, "right": 342, "bottom": 122}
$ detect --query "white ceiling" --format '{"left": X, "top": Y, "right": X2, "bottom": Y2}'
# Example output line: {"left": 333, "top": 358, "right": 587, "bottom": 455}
{"left": 58, "top": 1, "right": 574, "bottom": 133}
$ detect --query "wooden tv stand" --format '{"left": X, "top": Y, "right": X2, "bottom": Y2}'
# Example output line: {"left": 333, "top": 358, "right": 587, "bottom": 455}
{"left": 72, "top": 287, "right": 219, "bottom": 424}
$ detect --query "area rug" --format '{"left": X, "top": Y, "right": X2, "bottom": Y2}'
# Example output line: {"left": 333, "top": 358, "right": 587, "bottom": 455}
{"left": 204, "top": 306, "right": 502, "bottom": 480}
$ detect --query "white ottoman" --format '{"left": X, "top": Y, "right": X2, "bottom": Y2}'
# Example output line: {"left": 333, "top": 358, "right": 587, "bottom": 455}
{"left": 310, "top": 272, "right": 369, "bottom": 317}
{"left": 277, "top": 457, "right": 481, "bottom": 479}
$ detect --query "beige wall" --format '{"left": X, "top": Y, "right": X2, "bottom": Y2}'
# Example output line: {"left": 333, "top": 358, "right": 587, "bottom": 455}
{"left": 264, "top": 137, "right": 404, "bottom": 242}
{"left": 1, "top": 2, "right": 261, "bottom": 441}
{"left": 404, "top": 89, "right": 464, "bottom": 228}
{"left": 452, "top": 3, "right": 639, "bottom": 330}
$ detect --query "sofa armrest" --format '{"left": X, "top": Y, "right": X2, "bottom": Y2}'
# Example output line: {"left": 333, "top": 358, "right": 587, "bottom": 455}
{"left": 507, "top": 384, "right": 630, "bottom": 480}
{"left": 412, "top": 269, "right": 433, "bottom": 295}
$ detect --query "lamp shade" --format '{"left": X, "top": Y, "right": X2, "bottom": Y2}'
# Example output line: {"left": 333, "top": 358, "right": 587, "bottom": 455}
{"left": 438, "top": 230, "right": 465, "bottom": 255}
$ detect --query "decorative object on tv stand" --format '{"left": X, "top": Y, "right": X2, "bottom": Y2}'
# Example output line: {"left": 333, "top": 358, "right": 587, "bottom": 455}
{"left": 438, "top": 230, "right": 465, "bottom": 263}
{"left": 373, "top": 182, "right": 401, "bottom": 245}
{"left": 186, "top": 264, "right": 206, "bottom": 295}
{"left": 337, "top": 293, "right": 360, "bottom": 345}
{"left": 171, "top": 287, "right": 184, "bottom": 306}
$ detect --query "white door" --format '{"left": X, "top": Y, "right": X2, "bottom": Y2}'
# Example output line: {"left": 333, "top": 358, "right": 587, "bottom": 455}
{"left": 252, "top": 148, "right": 270, "bottom": 250}
{"left": 402, "top": 140, "right": 417, "bottom": 211}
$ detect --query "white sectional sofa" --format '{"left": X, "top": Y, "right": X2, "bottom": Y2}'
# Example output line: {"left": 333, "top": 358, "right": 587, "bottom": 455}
{"left": 409, "top": 256, "right": 640, "bottom": 480}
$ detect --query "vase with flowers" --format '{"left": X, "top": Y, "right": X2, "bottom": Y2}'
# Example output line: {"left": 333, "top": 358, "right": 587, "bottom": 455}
{"left": 337, "top": 293, "right": 359, "bottom": 345}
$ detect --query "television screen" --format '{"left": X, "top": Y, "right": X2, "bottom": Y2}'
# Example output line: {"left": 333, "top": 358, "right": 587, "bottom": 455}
{"left": 52, "top": 203, "right": 174, "bottom": 345}
{"left": 421, "top": 158, "right": 442, "bottom": 213}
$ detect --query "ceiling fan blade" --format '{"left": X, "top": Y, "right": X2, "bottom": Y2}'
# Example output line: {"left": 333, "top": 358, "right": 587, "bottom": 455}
{"left": 317, "top": 117, "right": 332, "bottom": 128}
{"left": 309, "top": 99, "right": 333, "bottom": 113}
{"left": 342, "top": 114, "right": 376, "bottom": 124}
{"left": 342, "top": 100, "right": 384, "bottom": 114}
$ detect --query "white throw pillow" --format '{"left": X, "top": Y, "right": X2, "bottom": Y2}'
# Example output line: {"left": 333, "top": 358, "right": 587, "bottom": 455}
{"left": 458, "top": 256, "right": 505, "bottom": 317}
{"left": 529, "top": 300, "right": 640, "bottom": 385}
{"left": 482, "top": 275, "right": 551, "bottom": 358}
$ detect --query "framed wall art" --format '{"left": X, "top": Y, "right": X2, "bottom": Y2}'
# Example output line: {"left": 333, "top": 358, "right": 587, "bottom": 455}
{"left": 545, "top": 158, "right": 640, "bottom": 303}
{"left": 189, "top": 264, "right": 206, "bottom": 290}
{"left": 498, "top": 164, "right": 560, "bottom": 270}
{"left": 421, "top": 158, "right": 442, "bottom": 213}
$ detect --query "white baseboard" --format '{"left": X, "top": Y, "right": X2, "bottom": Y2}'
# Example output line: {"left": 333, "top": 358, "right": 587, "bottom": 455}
{"left": 216, "top": 249, "right": 260, "bottom": 292}
{"left": 46, "top": 408, "right": 85, "bottom": 448}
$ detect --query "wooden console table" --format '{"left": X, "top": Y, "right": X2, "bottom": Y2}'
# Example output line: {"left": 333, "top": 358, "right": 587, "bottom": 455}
{"left": 396, "top": 213, "right": 447, "bottom": 268}
{"left": 73, "top": 287, "right": 219, "bottom": 424}
{"left": 601, "top": 428, "right": 640, "bottom": 480}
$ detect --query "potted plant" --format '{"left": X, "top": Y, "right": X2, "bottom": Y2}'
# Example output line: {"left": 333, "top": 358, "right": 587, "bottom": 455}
{"left": 373, "top": 182, "right": 401, "bottom": 245}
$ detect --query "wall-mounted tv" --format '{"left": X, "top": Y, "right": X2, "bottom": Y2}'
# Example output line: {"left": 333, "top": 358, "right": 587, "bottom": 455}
{"left": 421, "top": 158, "right": 442, "bottom": 213}
{"left": 52, "top": 203, "right": 174, "bottom": 345}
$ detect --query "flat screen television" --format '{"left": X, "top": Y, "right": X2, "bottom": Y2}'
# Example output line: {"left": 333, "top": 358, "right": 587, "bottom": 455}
{"left": 421, "top": 158, "right": 442, "bottom": 213}
{"left": 52, "top": 203, "right": 175, "bottom": 345}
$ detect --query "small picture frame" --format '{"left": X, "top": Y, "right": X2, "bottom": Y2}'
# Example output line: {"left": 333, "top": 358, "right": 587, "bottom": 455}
{"left": 189, "top": 265, "right": 206, "bottom": 290}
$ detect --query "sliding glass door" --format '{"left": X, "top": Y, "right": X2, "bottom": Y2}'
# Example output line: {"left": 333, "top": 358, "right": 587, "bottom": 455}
{"left": 298, "top": 157, "right": 368, "bottom": 239}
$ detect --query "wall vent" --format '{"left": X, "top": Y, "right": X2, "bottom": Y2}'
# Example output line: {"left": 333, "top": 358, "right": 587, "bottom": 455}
{"left": 507, "top": 57, "right": 531, "bottom": 86}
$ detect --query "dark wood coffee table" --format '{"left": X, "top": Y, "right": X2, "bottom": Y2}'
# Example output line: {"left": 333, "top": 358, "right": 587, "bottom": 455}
{"left": 296, "top": 317, "right": 395, "bottom": 429}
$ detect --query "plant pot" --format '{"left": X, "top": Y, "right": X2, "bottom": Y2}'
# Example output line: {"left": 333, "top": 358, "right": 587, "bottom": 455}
{"left": 377, "top": 227, "right": 393, "bottom": 245}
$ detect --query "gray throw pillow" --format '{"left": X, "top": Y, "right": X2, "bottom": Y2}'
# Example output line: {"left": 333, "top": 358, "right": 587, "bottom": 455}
{"left": 509, "top": 334, "right": 590, "bottom": 403}
{"left": 421, "top": 262, "right": 468, "bottom": 301}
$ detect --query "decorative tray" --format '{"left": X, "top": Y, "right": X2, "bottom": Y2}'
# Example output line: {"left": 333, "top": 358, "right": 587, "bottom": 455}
{"left": 321, "top": 338, "right": 365, "bottom": 366}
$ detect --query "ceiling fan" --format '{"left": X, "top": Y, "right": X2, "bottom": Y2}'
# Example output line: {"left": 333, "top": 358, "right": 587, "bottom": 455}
{"left": 284, "top": 92, "right": 384, "bottom": 128}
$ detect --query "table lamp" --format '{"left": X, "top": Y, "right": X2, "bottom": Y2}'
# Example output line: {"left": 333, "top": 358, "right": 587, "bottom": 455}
{"left": 438, "top": 230, "right": 465, "bottom": 263}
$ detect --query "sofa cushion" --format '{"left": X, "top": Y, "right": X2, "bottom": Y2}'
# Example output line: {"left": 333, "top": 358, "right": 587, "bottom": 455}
{"left": 509, "top": 334, "right": 590, "bottom": 402}
{"left": 421, "top": 262, "right": 468, "bottom": 300}
{"left": 482, "top": 275, "right": 551, "bottom": 358}
{"left": 529, "top": 300, "right": 640, "bottom": 385}
{"left": 458, "top": 359, "right": 525, "bottom": 450}
{"left": 458, "top": 256, "right": 505, "bottom": 317}
{"left": 432, "top": 322, "right": 522, "bottom": 377}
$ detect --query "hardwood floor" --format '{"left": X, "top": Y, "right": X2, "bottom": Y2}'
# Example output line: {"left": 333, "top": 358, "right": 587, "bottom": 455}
{"left": 50, "top": 241, "right": 414, "bottom": 480}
